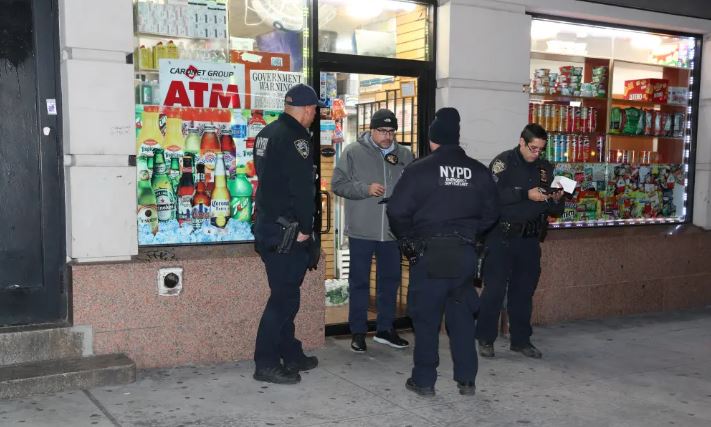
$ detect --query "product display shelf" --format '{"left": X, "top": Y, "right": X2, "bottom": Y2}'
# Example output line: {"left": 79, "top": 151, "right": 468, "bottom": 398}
{"left": 135, "top": 31, "right": 222, "bottom": 42}
{"left": 530, "top": 51, "right": 610, "bottom": 64}
{"left": 609, "top": 97, "right": 687, "bottom": 109}
{"left": 613, "top": 58, "right": 693, "bottom": 72}
{"left": 607, "top": 133, "right": 684, "bottom": 140}
{"left": 530, "top": 94, "right": 607, "bottom": 103}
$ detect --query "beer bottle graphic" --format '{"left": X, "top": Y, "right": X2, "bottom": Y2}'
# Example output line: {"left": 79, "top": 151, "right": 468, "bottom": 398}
{"left": 136, "top": 105, "right": 164, "bottom": 157}
{"left": 191, "top": 164, "right": 211, "bottom": 231}
{"left": 184, "top": 126, "right": 201, "bottom": 158}
{"left": 176, "top": 156, "right": 195, "bottom": 226}
{"left": 210, "top": 153, "right": 230, "bottom": 228}
{"left": 136, "top": 156, "right": 159, "bottom": 235}
{"left": 151, "top": 149, "right": 177, "bottom": 222}
{"left": 164, "top": 107, "right": 185, "bottom": 161}
{"left": 168, "top": 157, "right": 181, "bottom": 192}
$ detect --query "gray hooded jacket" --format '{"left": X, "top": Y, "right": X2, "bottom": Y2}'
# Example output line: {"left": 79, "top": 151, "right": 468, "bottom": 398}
{"left": 331, "top": 131, "right": 414, "bottom": 241}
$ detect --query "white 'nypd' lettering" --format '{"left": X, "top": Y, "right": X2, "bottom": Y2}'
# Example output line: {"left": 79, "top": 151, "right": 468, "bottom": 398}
{"left": 255, "top": 137, "right": 269, "bottom": 157}
{"left": 439, "top": 165, "right": 472, "bottom": 187}
{"left": 439, "top": 166, "right": 472, "bottom": 180}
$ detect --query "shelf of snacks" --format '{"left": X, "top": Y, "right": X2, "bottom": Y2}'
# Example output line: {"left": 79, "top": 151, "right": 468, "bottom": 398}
{"left": 610, "top": 97, "right": 687, "bottom": 109}
{"left": 529, "top": 94, "right": 607, "bottom": 103}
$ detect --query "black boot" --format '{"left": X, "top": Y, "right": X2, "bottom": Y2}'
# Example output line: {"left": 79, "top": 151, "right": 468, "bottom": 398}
{"left": 405, "top": 378, "right": 435, "bottom": 396}
{"left": 253, "top": 365, "right": 301, "bottom": 384}
{"left": 285, "top": 355, "right": 319, "bottom": 373}
{"left": 510, "top": 343, "right": 542, "bottom": 359}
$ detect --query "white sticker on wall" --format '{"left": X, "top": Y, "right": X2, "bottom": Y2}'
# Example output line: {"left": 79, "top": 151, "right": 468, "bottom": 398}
{"left": 46, "top": 99, "right": 57, "bottom": 115}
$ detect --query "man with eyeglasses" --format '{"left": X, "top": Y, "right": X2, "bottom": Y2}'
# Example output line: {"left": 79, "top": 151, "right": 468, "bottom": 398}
{"left": 476, "top": 123, "right": 565, "bottom": 360}
{"left": 331, "top": 109, "right": 414, "bottom": 353}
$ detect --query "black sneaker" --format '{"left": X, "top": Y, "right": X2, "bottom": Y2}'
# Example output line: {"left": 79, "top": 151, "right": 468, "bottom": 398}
{"left": 351, "top": 333, "right": 367, "bottom": 353}
{"left": 253, "top": 366, "right": 301, "bottom": 384}
{"left": 478, "top": 340, "right": 495, "bottom": 358}
{"left": 510, "top": 343, "right": 542, "bottom": 359}
{"left": 284, "top": 355, "right": 318, "bottom": 373}
{"left": 373, "top": 329, "right": 409, "bottom": 349}
{"left": 457, "top": 381, "right": 476, "bottom": 396}
{"left": 405, "top": 378, "right": 435, "bottom": 396}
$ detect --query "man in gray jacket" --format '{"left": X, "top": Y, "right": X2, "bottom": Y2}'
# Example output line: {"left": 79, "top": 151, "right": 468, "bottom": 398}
{"left": 331, "top": 109, "right": 414, "bottom": 352}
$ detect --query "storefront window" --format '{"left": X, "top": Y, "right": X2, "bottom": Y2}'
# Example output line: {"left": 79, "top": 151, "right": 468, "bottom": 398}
{"left": 133, "top": 0, "right": 309, "bottom": 246}
{"left": 317, "top": 0, "right": 430, "bottom": 60}
{"left": 529, "top": 18, "right": 698, "bottom": 227}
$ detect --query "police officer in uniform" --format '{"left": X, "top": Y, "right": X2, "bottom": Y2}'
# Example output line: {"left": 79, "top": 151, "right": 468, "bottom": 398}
{"left": 387, "top": 108, "right": 499, "bottom": 396}
{"left": 252, "top": 84, "right": 325, "bottom": 384}
{"left": 476, "top": 123, "right": 564, "bottom": 359}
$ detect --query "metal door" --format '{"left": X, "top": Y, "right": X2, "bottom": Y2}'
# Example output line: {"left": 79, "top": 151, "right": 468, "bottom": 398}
{"left": 0, "top": 0, "right": 66, "bottom": 326}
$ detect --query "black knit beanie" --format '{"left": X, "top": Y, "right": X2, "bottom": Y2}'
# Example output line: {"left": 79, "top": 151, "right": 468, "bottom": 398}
{"left": 428, "top": 107, "right": 460, "bottom": 145}
{"left": 370, "top": 109, "right": 398, "bottom": 130}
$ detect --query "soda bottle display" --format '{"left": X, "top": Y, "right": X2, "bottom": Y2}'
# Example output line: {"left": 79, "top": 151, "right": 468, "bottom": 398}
{"left": 200, "top": 125, "right": 220, "bottom": 193}
{"left": 210, "top": 153, "right": 230, "bottom": 228}
{"left": 246, "top": 109, "right": 266, "bottom": 149}
{"left": 176, "top": 156, "right": 195, "bottom": 226}
{"left": 136, "top": 105, "right": 164, "bottom": 157}
{"left": 136, "top": 156, "right": 159, "bottom": 235}
{"left": 220, "top": 128, "right": 237, "bottom": 179}
{"left": 184, "top": 126, "right": 201, "bottom": 157}
{"left": 164, "top": 108, "right": 185, "bottom": 161}
{"left": 192, "top": 164, "right": 211, "bottom": 230}
{"left": 151, "top": 149, "right": 177, "bottom": 222}
{"left": 232, "top": 109, "right": 247, "bottom": 139}
{"left": 231, "top": 166, "right": 253, "bottom": 223}
{"left": 546, "top": 134, "right": 554, "bottom": 161}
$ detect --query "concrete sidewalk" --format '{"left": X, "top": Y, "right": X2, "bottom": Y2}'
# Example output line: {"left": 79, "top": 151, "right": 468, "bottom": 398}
{"left": 1, "top": 308, "right": 710, "bottom": 427}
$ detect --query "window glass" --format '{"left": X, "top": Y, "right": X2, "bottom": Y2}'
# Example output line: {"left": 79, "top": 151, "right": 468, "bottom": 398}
{"left": 318, "top": 0, "right": 430, "bottom": 60}
{"left": 529, "top": 19, "right": 697, "bottom": 226}
{"left": 134, "top": 0, "right": 309, "bottom": 246}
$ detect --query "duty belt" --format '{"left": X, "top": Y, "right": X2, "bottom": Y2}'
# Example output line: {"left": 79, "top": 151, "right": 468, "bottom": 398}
{"left": 499, "top": 220, "right": 540, "bottom": 238}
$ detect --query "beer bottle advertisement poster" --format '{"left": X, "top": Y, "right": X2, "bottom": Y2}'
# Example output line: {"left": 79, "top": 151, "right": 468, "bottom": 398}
{"left": 135, "top": 105, "right": 275, "bottom": 246}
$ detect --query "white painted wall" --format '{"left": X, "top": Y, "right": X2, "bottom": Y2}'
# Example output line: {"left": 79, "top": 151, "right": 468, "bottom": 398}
{"left": 438, "top": 0, "right": 711, "bottom": 228}
{"left": 60, "top": 0, "right": 137, "bottom": 262}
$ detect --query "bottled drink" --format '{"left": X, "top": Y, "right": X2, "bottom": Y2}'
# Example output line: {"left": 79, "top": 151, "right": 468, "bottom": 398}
{"left": 220, "top": 129, "right": 237, "bottom": 179}
{"left": 136, "top": 156, "right": 159, "bottom": 235}
{"left": 582, "top": 136, "right": 591, "bottom": 163}
{"left": 200, "top": 125, "right": 220, "bottom": 193}
{"left": 246, "top": 109, "right": 266, "bottom": 149}
{"left": 550, "top": 104, "right": 558, "bottom": 132}
{"left": 232, "top": 109, "right": 247, "bottom": 139}
{"left": 231, "top": 166, "right": 253, "bottom": 223}
{"left": 184, "top": 127, "right": 201, "bottom": 157}
{"left": 210, "top": 153, "right": 230, "bottom": 228}
{"left": 176, "top": 156, "right": 195, "bottom": 226}
{"left": 164, "top": 108, "right": 185, "bottom": 161}
{"left": 169, "top": 157, "right": 181, "bottom": 192}
{"left": 546, "top": 134, "right": 554, "bottom": 161}
{"left": 559, "top": 105, "right": 568, "bottom": 133}
{"left": 151, "top": 149, "right": 177, "bottom": 222}
{"left": 192, "top": 164, "right": 211, "bottom": 230}
{"left": 596, "top": 136, "right": 605, "bottom": 162}
{"left": 136, "top": 105, "right": 164, "bottom": 157}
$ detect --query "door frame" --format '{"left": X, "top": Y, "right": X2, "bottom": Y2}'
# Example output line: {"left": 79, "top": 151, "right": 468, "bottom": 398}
{"left": 312, "top": 2, "right": 437, "bottom": 336}
{"left": 0, "top": 0, "right": 68, "bottom": 327}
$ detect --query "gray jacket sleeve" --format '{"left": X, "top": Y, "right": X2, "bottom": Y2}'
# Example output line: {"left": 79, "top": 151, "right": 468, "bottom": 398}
{"left": 331, "top": 149, "right": 370, "bottom": 200}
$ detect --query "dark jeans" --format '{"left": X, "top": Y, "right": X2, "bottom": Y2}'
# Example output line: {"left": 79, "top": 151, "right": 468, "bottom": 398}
{"left": 476, "top": 229, "right": 541, "bottom": 347}
{"left": 408, "top": 244, "right": 479, "bottom": 388}
{"left": 254, "top": 222, "right": 310, "bottom": 370}
{"left": 347, "top": 238, "right": 402, "bottom": 334}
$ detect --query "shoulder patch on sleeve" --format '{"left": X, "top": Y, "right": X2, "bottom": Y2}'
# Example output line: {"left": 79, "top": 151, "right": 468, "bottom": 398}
{"left": 293, "top": 139, "right": 310, "bottom": 159}
{"left": 491, "top": 159, "right": 506, "bottom": 175}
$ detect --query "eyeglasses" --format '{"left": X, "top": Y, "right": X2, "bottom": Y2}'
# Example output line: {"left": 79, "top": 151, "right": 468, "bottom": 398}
{"left": 375, "top": 128, "right": 396, "bottom": 136}
{"left": 526, "top": 144, "right": 546, "bottom": 154}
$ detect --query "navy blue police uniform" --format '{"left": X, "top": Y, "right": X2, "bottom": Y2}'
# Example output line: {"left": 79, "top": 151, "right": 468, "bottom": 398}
{"left": 252, "top": 106, "right": 316, "bottom": 379}
{"left": 476, "top": 146, "right": 564, "bottom": 353}
{"left": 387, "top": 108, "right": 499, "bottom": 395}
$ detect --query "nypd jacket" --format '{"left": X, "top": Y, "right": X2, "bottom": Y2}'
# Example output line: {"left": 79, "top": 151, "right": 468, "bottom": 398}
{"left": 253, "top": 113, "right": 315, "bottom": 235}
{"left": 489, "top": 146, "right": 565, "bottom": 223}
{"left": 331, "top": 131, "right": 414, "bottom": 241}
{"left": 386, "top": 145, "right": 499, "bottom": 240}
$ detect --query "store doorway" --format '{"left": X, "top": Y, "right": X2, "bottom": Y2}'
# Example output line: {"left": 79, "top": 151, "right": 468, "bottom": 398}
{"left": 318, "top": 69, "right": 429, "bottom": 334}
{"left": 0, "top": 0, "right": 66, "bottom": 326}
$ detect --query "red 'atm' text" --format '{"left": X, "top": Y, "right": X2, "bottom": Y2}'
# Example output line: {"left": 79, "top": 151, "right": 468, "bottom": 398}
{"left": 163, "top": 81, "right": 241, "bottom": 108}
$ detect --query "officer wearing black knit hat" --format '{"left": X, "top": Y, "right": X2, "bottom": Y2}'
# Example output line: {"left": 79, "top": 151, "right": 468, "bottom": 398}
{"left": 387, "top": 107, "right": 500, "bottom": 397}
